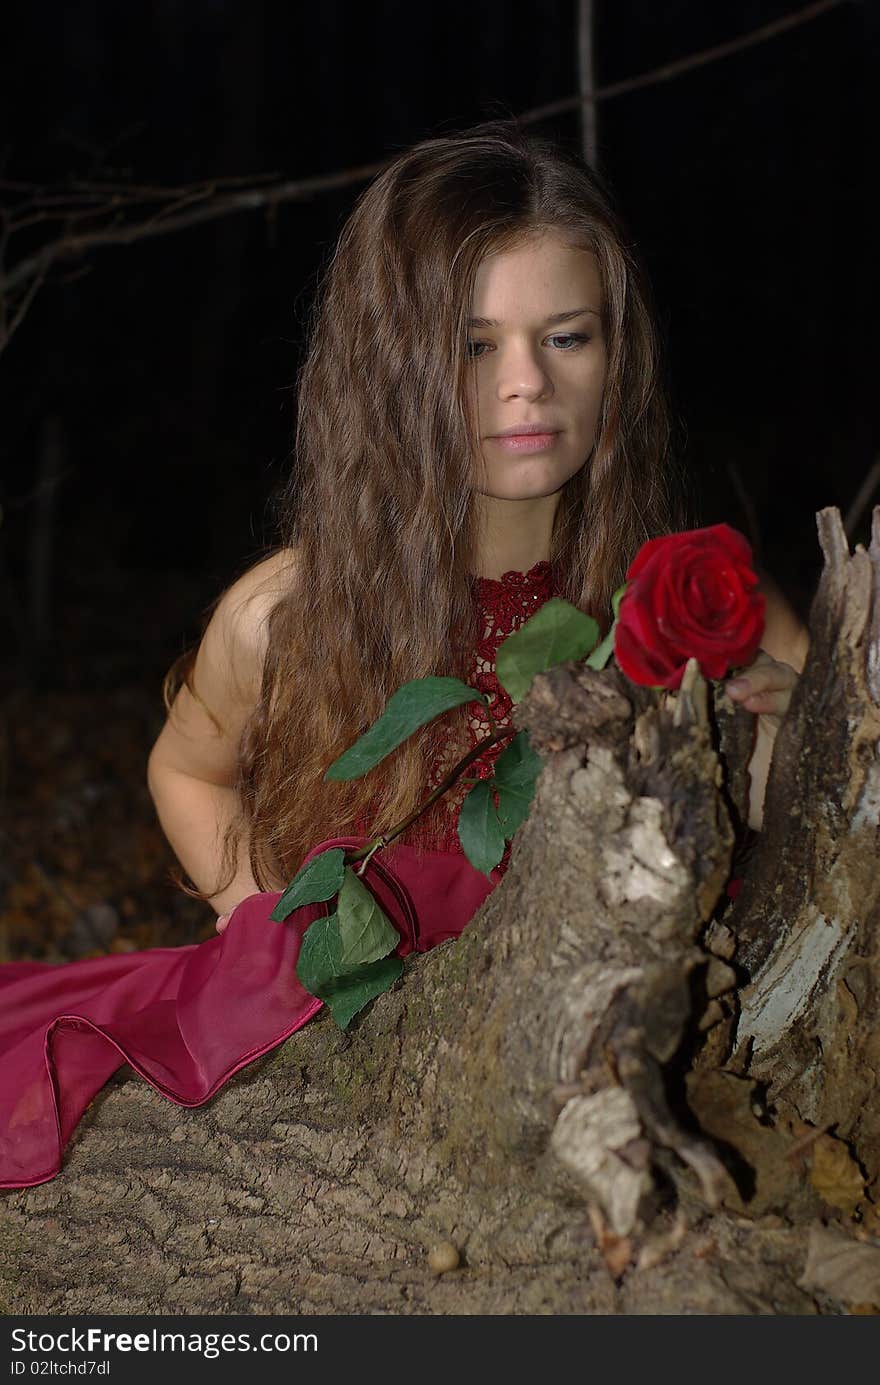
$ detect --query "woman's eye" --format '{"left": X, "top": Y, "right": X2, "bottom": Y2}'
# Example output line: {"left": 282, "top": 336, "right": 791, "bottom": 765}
{"left": 546, "top": 332, "right": 590, "bottom": 350}
{"left": 466, "top": 333, "right": 590, "bottom": 359}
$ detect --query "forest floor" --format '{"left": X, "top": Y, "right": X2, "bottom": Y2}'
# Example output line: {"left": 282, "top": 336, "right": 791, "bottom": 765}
{"left": 0, "top": 567, "right": 219, "bottom": 962}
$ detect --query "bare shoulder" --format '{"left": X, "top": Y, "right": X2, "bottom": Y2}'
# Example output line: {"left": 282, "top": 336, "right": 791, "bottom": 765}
{"left": 757, "top": 568, "right": 810, "bottom": 674}
{"left": 223, "top": 548, "right": 300, "bottom": 645}
{"left": 148, "top": 547, "right": 300, "bottom": 783}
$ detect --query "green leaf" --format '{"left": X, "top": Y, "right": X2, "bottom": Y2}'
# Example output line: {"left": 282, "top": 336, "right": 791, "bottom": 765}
{"left": 325, "top": 676, "right": 484, "bottom": 781}
{"left": 585, "top": 582, "right": 628, "bottom": 671}
{"left": 320, "top": 957, "right": 404, "bottom": 1031}
{"left": 457, "top": 779, "right": 506, "bottom": 878}
{"left": 495, "top": 599, "right": 600, "bottom": 701}
{"left": 492, "top": 730, "right": 542, "bottom": 836}
{"left": 295, "top": 913, "right": 403, "bottom": 1030}
{"left": 336, "top": 866, "right": 400, "bottom": 967}
{"left": 295, "top": 910, "right": 345, "bottom": 994}
{"left": 269, "top": 847, "right": 347, "bottom": 922}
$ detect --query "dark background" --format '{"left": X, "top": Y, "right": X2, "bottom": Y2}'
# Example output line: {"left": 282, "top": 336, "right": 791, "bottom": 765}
{"left": 0, "top": 0, "right": 872, "bottom": 696}
{"left": 0, "top": 0, "right": 872, "bottom": 956}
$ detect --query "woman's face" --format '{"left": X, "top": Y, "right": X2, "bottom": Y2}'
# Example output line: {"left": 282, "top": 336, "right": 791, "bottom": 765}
{"left": 467, "top": 232, "right": 607, "bottom": 502}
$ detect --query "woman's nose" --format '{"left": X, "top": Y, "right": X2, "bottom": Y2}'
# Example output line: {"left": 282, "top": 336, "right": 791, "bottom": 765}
{"left": 495, "top": 346, "right": 552, "bottom": 401}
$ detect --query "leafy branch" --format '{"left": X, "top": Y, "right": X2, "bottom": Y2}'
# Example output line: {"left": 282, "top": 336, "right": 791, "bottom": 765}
{"left": 273, "top": 596, "right": 618, "bottom": 1029}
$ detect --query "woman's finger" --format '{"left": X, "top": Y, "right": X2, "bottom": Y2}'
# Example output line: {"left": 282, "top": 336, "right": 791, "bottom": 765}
{"left": 726, "top": 659, "right": 796, "bottom": 702}
{"left": 725, "top": 652, "right": 798, "bottom": 726}
{"left": 739, "top": 688, "right": 790, "bottom": 716}
{"left": 215, "top": 912, "right": 232, "bottom": 935}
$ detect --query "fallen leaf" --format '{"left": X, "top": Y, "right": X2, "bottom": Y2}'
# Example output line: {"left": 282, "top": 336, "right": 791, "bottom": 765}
{"left": 809, "top": 1134, "right": 866, "bottom": 1217}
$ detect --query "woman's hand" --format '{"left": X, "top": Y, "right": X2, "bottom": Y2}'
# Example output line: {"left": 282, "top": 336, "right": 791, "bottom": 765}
{"left": 724, "top": 649, "right": 798, "bottom": 727}
{"left": 724, "top": 650, "right": 799, "bottom": 830}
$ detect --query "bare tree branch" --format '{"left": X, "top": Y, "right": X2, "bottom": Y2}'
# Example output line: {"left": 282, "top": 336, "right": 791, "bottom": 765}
{"left": 0, "top": 158, "right": 388, "bottom": 302}
{"left": 0, "top": 256, "right": 47, "bottom": 353}
{"left": 0, "top": 0, "right": 847, "bottom": 351}
{"left": 520, "top": 0, "right": 846, "bottom": 125}
{"left": 577, "top": 0, "right": 599, "bottom": 167}
{"left": 843, "top": 457, "right": 880, "bottom": 542}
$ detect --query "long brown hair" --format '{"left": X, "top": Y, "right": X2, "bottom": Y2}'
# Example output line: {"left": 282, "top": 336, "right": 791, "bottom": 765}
{"left": 165, "top": 119, "right": 685, "bottom": 898}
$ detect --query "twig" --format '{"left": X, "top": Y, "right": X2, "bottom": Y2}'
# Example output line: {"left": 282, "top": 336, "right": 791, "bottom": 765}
{"left": 0, "top": 158, "right": 389, "bottom": 299}
{"left": 519, "top": 0, "right": 846, "bottom": 126}
{"left": 577, "top": 0, "right": 599, "bottom": 166}
{"left": 0, "top": 0, "right": 846, "bottom": 330}
{"left": 785, "top": 1122, "right": 833, "bottom": 1165}
{"left": 1, "top": 466, "right": 74, "bottom": 511}
{"left": 0, "top": 257, "right": 48, "bottom": 354}
{"left": 843, "top": 457, "right": 880, "bottom": 542}
{"left": 347, "top": 723, "right": 516, "bottom": 864}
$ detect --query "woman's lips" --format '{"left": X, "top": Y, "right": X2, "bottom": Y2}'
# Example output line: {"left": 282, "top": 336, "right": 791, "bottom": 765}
{"left": 488, "top": 431, "right": 559, "bottom": 453}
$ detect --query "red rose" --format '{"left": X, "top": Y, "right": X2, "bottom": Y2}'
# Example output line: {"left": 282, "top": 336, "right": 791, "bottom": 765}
{"left": 613, "top": 524, "right": 765, "bottom": 689}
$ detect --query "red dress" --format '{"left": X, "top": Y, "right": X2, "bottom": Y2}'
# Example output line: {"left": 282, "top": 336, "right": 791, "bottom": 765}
{"left": 0, "top": 561, "right": 561, "bottom": 1189}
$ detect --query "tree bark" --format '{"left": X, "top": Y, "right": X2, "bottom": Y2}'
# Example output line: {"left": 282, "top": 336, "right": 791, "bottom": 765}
{"left": 2, "top": 507, "right": 878, "bottom": 1316}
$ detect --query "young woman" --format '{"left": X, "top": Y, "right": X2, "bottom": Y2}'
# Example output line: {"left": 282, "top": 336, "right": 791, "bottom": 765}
{"left": 0, "top": 121, "right": 806, "bottom": 1189}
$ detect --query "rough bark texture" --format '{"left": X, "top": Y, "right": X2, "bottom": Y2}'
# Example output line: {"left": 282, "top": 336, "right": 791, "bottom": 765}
{"left": 2, "top": 507, "right": 878, "bottom": 1316}
{"left": 716, "top": 507, "right": 880, "bottom": 1220}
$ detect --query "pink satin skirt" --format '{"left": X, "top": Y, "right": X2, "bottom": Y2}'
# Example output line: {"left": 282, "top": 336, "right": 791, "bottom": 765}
{"left": 0, "top": 837, "right": 501, "bottom": 1189}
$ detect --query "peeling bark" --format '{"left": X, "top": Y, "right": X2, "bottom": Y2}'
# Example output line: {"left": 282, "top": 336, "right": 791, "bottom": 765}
{"left": 723, "top": 509, "right": 880, "bottom": 1184}
{"left": 2, "top": 507, "right": 878, "bottom": 1316}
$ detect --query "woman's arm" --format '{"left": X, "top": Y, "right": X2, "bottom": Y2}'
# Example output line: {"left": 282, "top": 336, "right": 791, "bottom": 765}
{"left": 751, "top": 568, "right": 810, "bottom": 675}
{"left": 724, "top": 572, "right": 810, "bottom": 830}
{"left": 147, "top": 549, "right": 297, "bottom": 915}
{"left": 146, "top": 770, "right": 265, "bottom": 917}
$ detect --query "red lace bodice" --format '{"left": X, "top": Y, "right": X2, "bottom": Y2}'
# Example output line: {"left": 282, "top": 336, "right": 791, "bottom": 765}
{"left": 378, "top": 559, "right": 563, "bottom": 874}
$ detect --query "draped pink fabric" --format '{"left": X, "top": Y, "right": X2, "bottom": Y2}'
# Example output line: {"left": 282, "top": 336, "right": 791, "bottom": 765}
{"left": 0, "top": 561, "right": 564, "bottom": 1190}
{"left": 0, "top": 836, "right": 501, "bottom": 1189}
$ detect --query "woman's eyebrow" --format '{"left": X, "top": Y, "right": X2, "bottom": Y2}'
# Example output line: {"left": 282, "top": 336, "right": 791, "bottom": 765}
{"left": 467, "top": 306, "right": 601, "bottom": 328}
